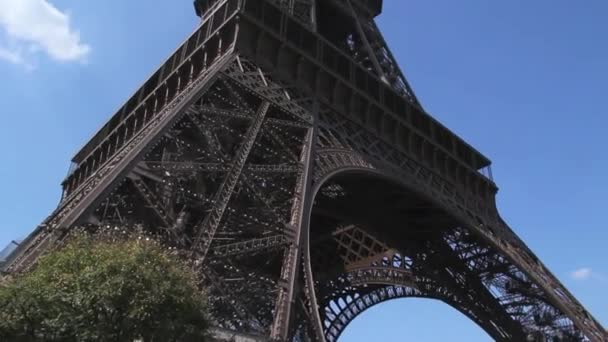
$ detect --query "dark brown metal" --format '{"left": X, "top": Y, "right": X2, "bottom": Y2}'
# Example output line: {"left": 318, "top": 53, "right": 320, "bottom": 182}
{"left": 3, "top": 1, "right": 605, "bottom": 341}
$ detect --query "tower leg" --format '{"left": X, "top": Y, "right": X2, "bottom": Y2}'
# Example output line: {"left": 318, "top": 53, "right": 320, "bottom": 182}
{"left": 271, "top": 104, "right": 325, "bottom": 341}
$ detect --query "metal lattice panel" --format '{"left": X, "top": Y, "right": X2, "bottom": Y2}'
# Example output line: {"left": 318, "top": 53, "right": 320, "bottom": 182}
{"left": 3, "top": 1, "right": 605, "bottom": 341}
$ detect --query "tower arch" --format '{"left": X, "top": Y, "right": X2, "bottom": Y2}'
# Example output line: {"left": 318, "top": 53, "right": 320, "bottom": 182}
{"left": 305, "top": 168, "right": 585, "bottom": 341}
{"left": 3, "top": 1, "right": 604, "bottom": 340}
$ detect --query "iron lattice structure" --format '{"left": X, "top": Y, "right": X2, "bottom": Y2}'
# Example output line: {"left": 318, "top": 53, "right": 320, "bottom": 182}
{"left": 3, "top": 1, "right": 606, "bottom": 341}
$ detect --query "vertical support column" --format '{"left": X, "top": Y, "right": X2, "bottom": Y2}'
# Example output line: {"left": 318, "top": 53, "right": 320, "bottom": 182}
{"left": 271, "top": 102, "right": 323, "bottom": 341}
{"left": 301, "top": 102, "right": 325, "bottom": 342}
{"left": 309, "top": 0, "right": 318, "bottom": 32}
{"left": 301, "top": 200, "right": 326, "bottom": 340}
{"left": 346, "top": 0, "right": 387, "bottom": 85}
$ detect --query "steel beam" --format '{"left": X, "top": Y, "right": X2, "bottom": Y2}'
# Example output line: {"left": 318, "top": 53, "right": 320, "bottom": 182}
{"left": 190, "top": 101, "right": 270, "bottom": 263}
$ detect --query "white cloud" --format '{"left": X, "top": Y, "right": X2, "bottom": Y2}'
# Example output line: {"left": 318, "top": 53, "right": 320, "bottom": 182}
{"left": 0, "top": 46, "right": 24, "bottom": 64}
{"left": 570, "top": 267, "right": 593, "bottom": 281}
{"left": 0, "top": 0, "right": 90, "bottom": 67}
{"left": 0, "top": 46, "right": 34, "bottom": 70}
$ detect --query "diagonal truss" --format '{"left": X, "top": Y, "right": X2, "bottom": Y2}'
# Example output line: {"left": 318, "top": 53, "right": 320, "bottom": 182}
{"left": 3, "top": 1, "right": 605, "bottom": 341}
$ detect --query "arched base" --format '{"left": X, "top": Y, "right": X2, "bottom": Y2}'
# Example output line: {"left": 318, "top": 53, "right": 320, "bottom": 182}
{"left": 307, "top": 170, "right": 588, "bottom": 341}
{"left": 339, "top": 297, "right": 494, "bottom": 341}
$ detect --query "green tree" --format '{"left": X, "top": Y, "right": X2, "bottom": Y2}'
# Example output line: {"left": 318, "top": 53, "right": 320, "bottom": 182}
{"left": 0, "top": 237, "right": 209, "bottom": 342}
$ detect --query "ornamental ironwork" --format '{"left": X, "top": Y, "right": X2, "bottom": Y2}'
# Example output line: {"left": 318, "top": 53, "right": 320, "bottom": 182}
{"left": 3, "top": 1, "right": 606, "bottom": 341}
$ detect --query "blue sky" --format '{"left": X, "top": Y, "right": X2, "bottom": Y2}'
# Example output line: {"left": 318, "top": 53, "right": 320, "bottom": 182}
{"left": 0, "top": 0, "right": 606, "bottom": 340}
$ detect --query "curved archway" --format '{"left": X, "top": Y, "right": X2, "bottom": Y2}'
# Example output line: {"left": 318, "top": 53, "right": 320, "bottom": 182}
{"left": 321, "top": 281, "right": 494, "bottom": 342}
{"left": 340, "top": 297, "right": 492, "bottom": 341}
{"left": 304, "top": 168, "right": 583, "bottom": 341}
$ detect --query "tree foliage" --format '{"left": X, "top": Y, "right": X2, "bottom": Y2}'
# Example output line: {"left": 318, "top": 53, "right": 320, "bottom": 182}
{"left": 0, "top": 237, "right": 209, "bottom": 342}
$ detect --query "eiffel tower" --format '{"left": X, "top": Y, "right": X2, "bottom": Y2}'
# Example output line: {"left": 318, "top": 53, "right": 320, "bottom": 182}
{"left": 3, "top": 1, "right": 605, "bottom": 341}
